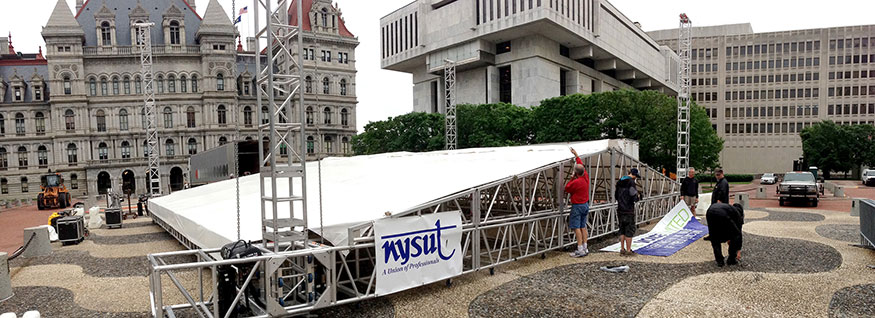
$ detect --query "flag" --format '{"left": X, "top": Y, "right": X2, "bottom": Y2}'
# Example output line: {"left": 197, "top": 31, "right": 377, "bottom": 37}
{"left": 234, "top": 16, "right": 242, "bottom": 25}
{"left": 238, "top": 6, "right": 248, "bottom": 15}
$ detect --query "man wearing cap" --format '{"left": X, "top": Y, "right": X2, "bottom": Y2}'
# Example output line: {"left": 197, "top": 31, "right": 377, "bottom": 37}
{"left": 615, "top": 168, "right": 641, "bottom": 255}
{"left": 705, "top": 202, "right": 745, "bottom": 267}
{"left": 565, "top": 147, "right": 591, "bottom": 257}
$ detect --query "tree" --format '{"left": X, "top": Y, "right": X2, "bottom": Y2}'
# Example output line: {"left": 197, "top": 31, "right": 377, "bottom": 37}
{"left": 800, "top": 121, "right": 853, "bottom": 179}
{"left": 351, "top": 112, "right": 444, "bottom": 155}
{"left": 689, "top": 104, "right": 724, "bottom": 173}
{"left": 530, "top": 93, "right": 601, "bottom": 144}
{"left": 456, "top": 103, "right": 533, "bottom": 148}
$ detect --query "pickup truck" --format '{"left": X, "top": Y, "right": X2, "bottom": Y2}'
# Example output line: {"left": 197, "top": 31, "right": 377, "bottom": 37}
{"left": 863, "top": 170, "right": 875, "bottom": 186}
{"left": 778, "top": 171, "right": 819, "bottom": 207}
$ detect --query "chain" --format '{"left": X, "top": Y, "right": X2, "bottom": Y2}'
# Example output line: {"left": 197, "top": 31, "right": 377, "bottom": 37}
{"left": 235, "top": 140, "right": 241, "bottom": 241}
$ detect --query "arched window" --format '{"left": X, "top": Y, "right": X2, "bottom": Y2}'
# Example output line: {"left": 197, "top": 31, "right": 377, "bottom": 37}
{"left": 306, "top": 136, "right": 315, "bottom": 154}
{"left": 0, "top": 178, "right": 6, "bottom": 194}
{"left": 306, "top": 107, "right": 314, "bottom": 125}
{"left": 0, "top": 148, "right": 6, "bottom": 170}
{"left": 70, "top": 174, "right": 78, "bottom": 189}
{"left": 37, "top": 145, "right": 48, "bottom": 167}
{"left": 89, "top": 77, "right": 97, "bottom": 96}
{"left": 188, "top": 138, "right": 197, "bottom": 155}
{"left": 324, "top": 136, "right": 333, "bottom": 153}
{"left": 101, "top": 21, "right": 112, "bottom": 46}
{"left": 17, "top": 146, "right": 27, "bottom": 168}
{"left": 216, "top": 73, "right": 225, "bottom": 91}
{"left": 112, "top": 77, "right": 120, "bottom": 95}
{"left": 321, "top": 8, "right": 328, "bottom": 26}
{"left": 14, "top": 113, "right": 25, "bottom": 136}
{"left": 100, "top": 77, "right": 108, "bottom": 95}
{"left": 323, "top": 107, "right": 332, "bottom": 125}
{"left": 322, "top": 77, "right": 330, "bottom": 94}
{"left": 163, "top": 107, "right": 173, "bottom": 128}
{"left": 143, "top": 140, "right": 149, "bottom": 157}
{"left": 243, "top": 106, "right": 253, "bottom": 126}
{"left": 341, "top": 108, "right": 349, "bottom": 126}
{"left": 340, "top": 79, "right": 348, "bottom": 96}
{"left": 217, "top": 105, "right": 227, "bottom": 124}
{"left": 305, "top": 76, "right": 313, "bottom": 93}
{"left": 67, "top": 143, "right": 78, "bottom": 164}
{"left": 341, "top": 137, "right": 350, "bottom": 154}
{"left": 121, "top": 141, "right": 131, "bottom": 159}
{"left": 165, "top": 139, "right": 175, "bottom": 156}
{"left": 186, "top": 106, "right": 196, "bottom": 128}
{"left": 157, "top": 75, "right": 164, "bottom": 94}
{"left": 0, "top": 114, "right": 4, "bottom": 136}
{"left": 219, "top": 136, "right": 228, "bottom": 146}
{"left": 180, "top": 75, "right": 187, "bottom": 93}
{"left": 98, "top": 142, "right": 109, "bottom": 161}
{"left": 119, "top": 109, "right": 129, "bottom": 131}
{"left": 168, "top": 74, "right": 176, "bottom": 93}
{"left": 123, "top": 76, "right": 131, "bottom": 94}
{"left": 65, "top": 109, "right": 75, "bottom": 131}
{"left": 96, "top": 110, "right": 107, "bottom": 132}
{"left": 169, "top": 21, "right": 181, "bottom": 45}
{"left": 135, "top": 75, "right": 142, "bottom": 94}
{"left": 191, "top": 75, "right": 198, "bottom": 92}
{"left": 20, "top": 177, "right": 28, "bottom": 193}
{"left": 63, "top": 76, "right": 72, "bottom": 95}
{"left": 261, "top": 106, "right": 269, "bottom": 124}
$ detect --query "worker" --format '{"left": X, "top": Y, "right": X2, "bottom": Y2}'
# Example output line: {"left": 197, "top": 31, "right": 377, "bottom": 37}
{"left": 680, "top": 168, "right": 699, "bottom": 218}
{"left": 137, "top": 199, "right": 144, "bottom": 217}
{"left": 565, "top": 147, "right": 590, "bottom": 257}
{"left": 705, "top": 202, "right": 744, "bottom": 267}
{"left": 615, "top": 168, "right": 641, "bottom": 255}
{"left": 711, "top": 169, "right": 730, "bottom": 204}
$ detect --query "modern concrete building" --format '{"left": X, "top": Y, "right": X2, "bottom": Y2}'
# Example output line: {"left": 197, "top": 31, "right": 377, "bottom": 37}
{"left": 649, "top": 24, "right": 875, "bottom": 174}
{"left": 0, "top": 0, "right": 358, "bottom": 202}
{"left": 380, "top": 0, "right": 681, "bottom": 113}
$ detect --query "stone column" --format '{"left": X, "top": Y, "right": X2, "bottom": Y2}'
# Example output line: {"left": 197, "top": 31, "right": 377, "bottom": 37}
{"left": 734, "top": 193, "right": 749, "bottom": 209}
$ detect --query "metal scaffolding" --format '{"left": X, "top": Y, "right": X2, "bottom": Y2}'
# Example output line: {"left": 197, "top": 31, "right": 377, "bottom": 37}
{"left": 135, "top": 22, "right": 161, "bottom": 196}
{"left": 147, "top": 146, "right": 680, "bottom": 317}
{"left": 444, "top": 60, "right": 456, "bottom": 150}
{"left": 676, "top": 13, "right": 692, "bottom": 178}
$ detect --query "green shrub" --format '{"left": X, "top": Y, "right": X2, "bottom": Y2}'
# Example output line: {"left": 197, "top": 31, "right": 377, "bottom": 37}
{"left": 695, "top": 174, "right": 753, "bottom": 182}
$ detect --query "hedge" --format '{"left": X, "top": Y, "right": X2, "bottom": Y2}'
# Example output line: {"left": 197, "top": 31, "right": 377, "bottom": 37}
{"left": 694, "top": 174, "right": 754, "bottom": 183}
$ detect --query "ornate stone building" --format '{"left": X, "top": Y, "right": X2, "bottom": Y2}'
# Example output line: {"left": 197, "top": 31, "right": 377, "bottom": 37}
{"left": 0, "top": 0, "right": 358, "bottom": 201}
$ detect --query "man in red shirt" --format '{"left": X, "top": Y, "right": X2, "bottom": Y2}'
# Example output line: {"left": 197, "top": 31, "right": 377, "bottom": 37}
{"left": 565, "top": 147, "right": 590, "bottom": 257}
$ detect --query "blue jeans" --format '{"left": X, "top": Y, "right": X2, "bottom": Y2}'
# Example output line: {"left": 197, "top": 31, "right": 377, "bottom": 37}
{"left": 569, "top": 203, "right": 590, "bottom": 229}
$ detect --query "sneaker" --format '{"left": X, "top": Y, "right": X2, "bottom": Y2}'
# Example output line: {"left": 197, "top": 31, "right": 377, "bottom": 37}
{"left": 569, "top": 250, "right": 583, "bottom": 258}
{"left": 580, "top": 249, "right": 590, "bottom": 257}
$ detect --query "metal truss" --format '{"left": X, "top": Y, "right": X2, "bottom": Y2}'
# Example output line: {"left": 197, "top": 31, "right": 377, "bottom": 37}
{"left": 676, "top": 13, "right": 692, "bottom": 177}
{"left": 135, "top": 22, "right": 162, "bottom": 196}
{"left": 147, "top": 147, "right": 679, "bottom": 317}
{"left": 444, "top": 60, "right": 456, "bottom": 150}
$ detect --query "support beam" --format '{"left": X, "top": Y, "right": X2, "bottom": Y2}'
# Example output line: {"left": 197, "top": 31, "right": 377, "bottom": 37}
{"left": 617, "top": 70, "right": 637, "bottom": 80}
{"left": 632, "top": 79, "right": 652, "bottom": 88}
{"left": 594, "top": 59, "right": 617, "bottom": 71}
{"left": 570, "top": 46, "right": 594, "bottom": 60}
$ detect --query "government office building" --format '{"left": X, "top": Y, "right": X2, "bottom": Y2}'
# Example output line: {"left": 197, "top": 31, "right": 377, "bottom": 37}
{"left": 649, "top": 23, "right": 875, "bottom": 174}
{"left": 0, "top": 0, "right": 359, "bottom": 201}
{"left": 379, "top": 0, "right": 681, "bottom": 113}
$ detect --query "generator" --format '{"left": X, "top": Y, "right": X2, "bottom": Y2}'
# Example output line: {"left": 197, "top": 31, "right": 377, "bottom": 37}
{"left": 105, "top": 208, "right": 122, "bottom": 229}
{"left": 57, "top": 215, "right": 85, "bottom": 245}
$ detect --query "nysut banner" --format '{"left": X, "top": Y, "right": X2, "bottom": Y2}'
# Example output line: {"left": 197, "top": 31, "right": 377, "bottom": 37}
{"left": 374, "top": 211, "right": 463, "bottom": 296}
{"left": 600, "top": 201, "right": 708, "bottom": 256}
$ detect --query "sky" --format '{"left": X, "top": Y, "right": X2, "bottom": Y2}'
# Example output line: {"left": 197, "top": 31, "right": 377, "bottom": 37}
{"left": 2, "top": 0, "right": 874, "bottom": 133}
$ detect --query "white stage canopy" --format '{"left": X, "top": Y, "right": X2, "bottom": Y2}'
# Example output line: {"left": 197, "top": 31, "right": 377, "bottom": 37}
{"left": 149, "top": 139, "right": 637, "bottom": 250}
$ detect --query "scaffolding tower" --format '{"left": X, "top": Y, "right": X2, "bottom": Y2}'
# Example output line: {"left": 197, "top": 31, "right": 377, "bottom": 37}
{"left": 135, "top": 22, "right": 162, "bottom": 196}
{"left": 676, "top": 13, "right": 692, "bottom": 178}
{"left": 444, "top": 60, "right": 457, "bottom": 150}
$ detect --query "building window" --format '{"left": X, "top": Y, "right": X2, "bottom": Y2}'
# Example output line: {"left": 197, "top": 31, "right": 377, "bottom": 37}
{"left": 90, "top": 78, "right": 97, "bottom": 96}
{"left": 63, "top": 76, "right": 72, "bottom": 95}
{"left": 101, "top": 77, "right": 108, "bottom": 95}
{"left": 341, "top": 137, "right": 349, "bottom": 154}
{"left": 341, "top": 108, "right": 349, "bottom": 126}
{"left": 112, "top": 77, "right": 120, "bottom": 95}
{"left": 188, "top": 138, "right": 197, "bottom": 155}
{"left": 305, "top": 76, "right": 313, "bottom": 93}
{"left": 217, "top": 73, "right": 225, "bottom": 91}
{"left": 307, "top": 136, "right": 314, "bottom": 154}
{"left": 324, "top": 136, "right": 333, "bottom": 153}
{"left": 123, "top": 76, "right": 130, "bottom": 94}
{"left": 119, "top": 109, "right": 129, "bottom": 131}
{"left": 499, "top": 66, "right": 511, "bottom": 103}
{"left": 98, "top": 142, "right": 109, "bottom": 161}
{"left": 65, "top": 109, "right": 75, "bottom": 131}
{"left": 34, "top": 86, "right": 42, "bottom": 100}
{"left": 165, "top": 139, "right": 175, "bottom": 156}
{"left": 0, "top": 148, "right": 6, "bottom": 170}
{"left": 37, "top": 146, "right": 48, "bottom": 167}
{"left": 219, "top": 136, "right": 228, "bottom": 146}
{"left": 101, "top": 21, "right": 112, "bottom": 46}
{"left": 0, "top": 178, "right": 6, "bottom": 194}
{"left": 121, "top": 141, "right": 131, "bottom": 159}
{"left": 261, "top": 106, "right": 269, "bottom": 124}
{"left": 0, "top": 115, "right": 4, "bottom": 136}
{"left": 135, "top": 76, "right": 142, "bottom": 94}
{"left": 67, "top": 143, "right": 77, "bottom": 164}
{"left": 559, "top": 45, "right": 570, "bottom": 58}
{"left": 15, "top": 113, "right": 25, "bottom": 136}
{"left": 217, "top": 105, "right": 227, "bottom": 124}
{"left": 168, "top": 75, "right": 176, "bottom": 93}
{"left": 496, "top": 41, "right": 511, "bottom": 54}
{"left": 306, "top": 107, "right": 314, "bottom": 125}
{"left": 243, "top": 106, "right": 253, "bottom": 126}
{"left": 163, "top": 107, "right": 173, "bottom": 128}
{"left": 169, "top": 21, "right": 181, "bottom": 45}
{"left": 323, "top": 107, "right": 332, "bottom": 125}
{"left": 70, "top": 174, "right": 78, "bottom": 189}
{"left": 20, "top": 177, "right": 28, "bottom": 193}
{"left": 340, "top": 79, "right": 348, "bottom": 96}
{"left": 191, "top": 75, "right": 198, "bottom": 92}
{"left": 186, "top": 107, "right": 196, "bottom": 128}
{"left": 96, "top": 110, "right": 107, "bottom": 132}
{"left": 157, "top": 75, "right": 164, "bottom": 94}
{"left": 17, "top": 147, "right": 27, "bottom": 169}
{"left": 322, "top": 77, "right": 330, "bottom": 94}
{"left": 180, "top": 75, "right": 187, "bottom": 93}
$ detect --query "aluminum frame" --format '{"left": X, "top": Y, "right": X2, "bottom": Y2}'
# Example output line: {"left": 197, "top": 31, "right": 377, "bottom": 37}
{"left": 444, "top": 60, "right": 456, "bottom": 150}
{"left": 135, "top": 22, "right": 162, "bottom": 196}
{"left": 147, "top": 147, "right": 679, "bottom": 317}
{"left": 676, "top": 13, "right": 692, "bottom": 177}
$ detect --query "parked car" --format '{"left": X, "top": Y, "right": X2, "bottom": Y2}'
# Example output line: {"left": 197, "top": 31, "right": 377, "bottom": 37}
{"left": 760, "top": 173, "right": 777, "bottom": 184}
{"left": 778, "top": 171, "right": 819, "bottom": 207}
{"left": 864, "top": 170, "right": 875, "bottom": 186}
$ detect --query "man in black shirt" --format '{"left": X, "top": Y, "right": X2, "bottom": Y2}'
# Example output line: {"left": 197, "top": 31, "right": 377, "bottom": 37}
{"left": 705, "top": 202, "right": 744, "bottom": 267}
{"left": 711, "top": 169, "right": 730, "bottom": 204}
{"left": 680, "top": 168, "right": 699, "bottom": 218}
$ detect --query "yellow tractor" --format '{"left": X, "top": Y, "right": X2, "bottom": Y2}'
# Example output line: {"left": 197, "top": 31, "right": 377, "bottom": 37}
{"left": 37, "top": 172, "right": 72, "bottom": 210}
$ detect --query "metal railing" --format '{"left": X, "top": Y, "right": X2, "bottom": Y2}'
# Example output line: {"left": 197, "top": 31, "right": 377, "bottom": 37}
{"left": 860, "top": 199, "right": 875, "bottom": 248}
{"left": 83, "top": 45, "right": 200, "bottom": 56}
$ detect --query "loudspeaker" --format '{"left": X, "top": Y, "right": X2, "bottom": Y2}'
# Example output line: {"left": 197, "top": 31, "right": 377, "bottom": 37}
{"left": 105, "top": 208, "right": 122, "bottom": 229}
{"left": 57, "top": 216, "right": 85, "bottom": 245}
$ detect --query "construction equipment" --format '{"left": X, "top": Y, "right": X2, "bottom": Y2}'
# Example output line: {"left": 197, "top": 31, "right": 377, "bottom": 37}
{"left": 37, "top": 172, "right": 71, "bottom": 210}
{"left": 676, "top": 13, "right": 692, "bottom": 178}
